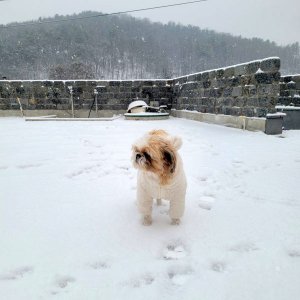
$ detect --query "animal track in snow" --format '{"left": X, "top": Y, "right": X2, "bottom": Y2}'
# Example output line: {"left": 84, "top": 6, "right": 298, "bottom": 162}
{"left": 210, "top": 261, "right": 227, "bottom": 273}
{"left": 163, "top": 242, "right": 187, "bottom": 260}
{"left": 16, "top": 163, "right": 42, "bottom": 169}
{"left": 89, "top": 261, "right": 110, "bottom": 270}
{"left": 66, "top": 164, "right": 102, "bottom": 178}
{"left": 0, "top": 266, "right": 33, "bottom": 280}
{"left": 288, "top": 247, "right": 300, "bottom": 258}
{"left": 126, "top": 273, "right": 155, "bottom": 288}
{"left": 167, "top": 266, "right": 193, "bottom": 286}
{"left": 55, "top": 276, "right": 76, "bottom": 289}
{"left": 230, "top": 242, "right": 259, "bottom": 253}
{"left": 198, "top": 195, "right": 215, "bottom": 210}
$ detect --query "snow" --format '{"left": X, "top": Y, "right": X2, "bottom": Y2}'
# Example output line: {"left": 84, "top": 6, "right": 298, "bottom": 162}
{"left": 0, "top": 117, "right": 300, "bottom": 300}
{"left": 276, "top": 105, "right": 300, "bottom": 110}
{"left": 266, "top": 112, "right": 286, "bottom": 118}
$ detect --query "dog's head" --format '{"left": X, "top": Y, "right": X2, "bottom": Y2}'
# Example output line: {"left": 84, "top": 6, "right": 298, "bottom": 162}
{"left": 132, "top": 130, "right": 182, "bottom": 185}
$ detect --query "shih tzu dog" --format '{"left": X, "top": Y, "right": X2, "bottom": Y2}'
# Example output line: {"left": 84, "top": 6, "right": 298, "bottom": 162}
{"left": 132, "top": 130, "right": 187, "bottom": 225}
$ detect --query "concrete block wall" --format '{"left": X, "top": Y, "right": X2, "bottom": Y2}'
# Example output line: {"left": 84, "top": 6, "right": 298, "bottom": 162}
{"left": 171, "top": 57, "right": 281, "bottom": 117}
{"left": 278, "top": 74, "right": 300, "bottom": 106}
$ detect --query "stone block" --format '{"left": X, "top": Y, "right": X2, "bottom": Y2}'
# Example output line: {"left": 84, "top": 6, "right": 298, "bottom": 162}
{"left": 245, "top": 61, "right": 260, "bottom": 75}
{"left": 216, "top": 78, "right": 227, "bottom": 88}
{"left": 270, "top": 72, "right": 281, "bottom": 82}
{"left": 254, "top": 72, "right": 271, "bottom": 84}
{"left": 243, "top": 85, "right": 256, "bottom": 96}
{"left": 258, "top": 84, "right": 272, "bottom": 95}
{"left": 120, "top": 81, "right": 132, "bottom": 87}
{"left": 203, "top": 81, "right": 211, "bottom": 88}
{"left": 232, "top": 97, "right": 245, "bottom": 107}
{"left": 241, "top": 107, "right": 255, "bottom": 117}
{"left": 178, "top": 77, "right": 188, "bottom": 84}
{"left": 227, "top": 76, "right": 240, "bottom": 87}
{"left": 232, "top": 86, "right": 243, "bottom": 97}
{"left": 209, "top": 70, "right": 216, "bottom": 79}
{"left": 287, "top": 81, "right": 296, "bottom": 89}
{"left": 224, "top": 67, "right": 234, "bottom": 77}
{"left": 216, "top": 69, "right": 225, "bottom": 78}
{"left": 201, "top": 72, "right": 209, "bottom": 81}
{"left": 231, "top": 107, "right": 242, "bottom": 116}
{"left": 96, "top": 81, "right": 109, "bottom": 87}
{"left": 43, "top": 81, "right": 54, "bottom": 87}
{"left": 194, "top": 73, "right": 202, "bottom": 82}
{"left": 234, "top": 64, "right": 247, "bottom": 76}
{"left": 143, "top": 81, "right": 154, "bottom": 86}
{"left": 154, "top": 80, "right": 167, "bottom": 87}
{"left": 109, "top": 81, "right": 121, "bottom": 87}
{"left": 282, "top": 76, "right": 293, "bottom": 83}
{"left": 258, "top": 97, "right": 270, "bottom": 107}
{"left": 260, "top": 57, "right": 280, "bottom": 73}
{"left": 187, "top": 74, "right": 197, "bottom": 82}
{"left": 222, "top": 106, "right": 233, "bottom": 115}
{"left": 279, "top": 82, "right": 287, "bottom": 91}
{"left": 292, "top": 75, "right": 300, "bottom": 89}
{"left": 240, "top": 75, "right": 251, "bottom": 85}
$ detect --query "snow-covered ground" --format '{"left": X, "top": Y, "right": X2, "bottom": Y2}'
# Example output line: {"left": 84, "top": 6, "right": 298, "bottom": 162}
{"left": 0, "top": 117, "right": 299, "bottom": 300}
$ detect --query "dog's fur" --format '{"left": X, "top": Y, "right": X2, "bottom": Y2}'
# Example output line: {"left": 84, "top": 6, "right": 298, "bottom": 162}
{"left": 132, "top": 130, "right": 187, "bottom": 225}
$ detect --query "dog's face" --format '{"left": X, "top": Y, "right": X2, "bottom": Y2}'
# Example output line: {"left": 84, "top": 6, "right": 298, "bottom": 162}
{"left": 132, "top": 130, "right": 182, "bottom": 185}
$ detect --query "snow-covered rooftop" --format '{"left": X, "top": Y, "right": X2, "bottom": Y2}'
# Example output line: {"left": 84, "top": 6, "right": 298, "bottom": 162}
{"left": 0, "top": 117, "right": 299, "bottom": 299}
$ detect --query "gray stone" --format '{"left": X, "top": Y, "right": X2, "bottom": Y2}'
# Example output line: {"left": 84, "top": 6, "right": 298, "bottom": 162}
{"left": 287, "top": 81, "right": 296, "bottom": 89}
{"left": 209, "top": 70, "right": 216, "bottom": 79}
{"left": 245, "top": 61, "right": 260, "bottom": 75}
{"left": 254, "top": 73, "right": 271, "bottom": 84}
{"left": 232, "top": 87, "right": 243, "bottom": 97}
{"left": 201, "top": 72, "right": 209, "bottom": 81}
{"left": 261, "top": 58, "right": 280, "bottom": 73}
{"left": 234, "top": 64, "right": 247, "bottom": 76}
{"left": 216, "top": 69, "right": 225, "bottom": 78}
{"left": 224, "top": 67, "right": 235, "bottom": 77}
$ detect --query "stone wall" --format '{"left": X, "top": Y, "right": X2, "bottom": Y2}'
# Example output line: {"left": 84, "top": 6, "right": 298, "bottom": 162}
{"left": 0, "top": 57, "right": 290, "bottom": 118}
{"left": 0, "top": 79, "right": 173, "bottom": 111}
{"left": 278, "top": 74, "right": 300, "bottom": 106}
{"left": 171, "top": 57, "right": 281, "bottom": 117}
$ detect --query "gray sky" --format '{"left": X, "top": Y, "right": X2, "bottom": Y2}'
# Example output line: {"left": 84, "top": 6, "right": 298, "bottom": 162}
{"left": 1, "top": 0, "right": 300, "bottom": 46}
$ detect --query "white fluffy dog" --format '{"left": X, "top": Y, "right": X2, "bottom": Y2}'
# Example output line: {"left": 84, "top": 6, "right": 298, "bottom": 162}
{"left": 132, "top": 130, "right": 187, "bottom": 225}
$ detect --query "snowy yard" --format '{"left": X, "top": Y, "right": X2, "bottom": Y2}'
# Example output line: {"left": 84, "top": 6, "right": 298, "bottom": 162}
{"left": 0, "top": 117, "right": 300, "bottom": 300}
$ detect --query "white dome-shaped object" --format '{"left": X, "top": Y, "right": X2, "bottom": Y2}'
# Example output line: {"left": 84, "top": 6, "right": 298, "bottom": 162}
{"left": 127, "top": 100, "right": 148, "bottom": 113}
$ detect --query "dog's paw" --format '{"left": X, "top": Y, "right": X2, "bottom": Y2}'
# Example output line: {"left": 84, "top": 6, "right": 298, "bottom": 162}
{"left": 142, "top": 215, "right": 152, "bottom": 226}
{"left": 171, "top": 218, "right": 180, "bottom": 225}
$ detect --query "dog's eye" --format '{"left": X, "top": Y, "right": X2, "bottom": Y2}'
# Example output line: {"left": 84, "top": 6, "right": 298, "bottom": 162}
{"left": 143, "top": 152, "right": 151, "bottom": 161}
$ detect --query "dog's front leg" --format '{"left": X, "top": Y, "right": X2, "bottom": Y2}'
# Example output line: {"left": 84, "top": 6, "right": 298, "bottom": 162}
{"left": 137, "top": 185, "right": 153, "bottom": 225}
{"left": 169, "top": 197, "right": 185, "bottom": 225}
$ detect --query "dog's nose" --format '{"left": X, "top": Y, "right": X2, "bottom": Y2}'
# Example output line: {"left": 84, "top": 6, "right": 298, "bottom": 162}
{"left": 136, "top": 153, "right": 142, "bottom": 161}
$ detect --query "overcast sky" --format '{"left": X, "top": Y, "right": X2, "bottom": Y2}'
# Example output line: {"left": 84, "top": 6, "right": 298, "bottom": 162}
{"left": 1, "top": 0, "right": 299, "bottom": 46}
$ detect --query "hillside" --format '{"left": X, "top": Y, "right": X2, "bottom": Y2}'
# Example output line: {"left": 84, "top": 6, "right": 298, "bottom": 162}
{"left": 0, "top": 11, "right": 299, "bottom": 80}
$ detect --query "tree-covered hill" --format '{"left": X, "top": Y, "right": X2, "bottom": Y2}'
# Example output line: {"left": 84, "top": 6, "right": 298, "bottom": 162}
{"left": 0, "top": 11, "right": 299, "bottom": 80}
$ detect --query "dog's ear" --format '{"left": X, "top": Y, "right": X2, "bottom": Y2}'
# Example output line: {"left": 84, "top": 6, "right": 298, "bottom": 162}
{"left": 163, "top": 149, "right": 176, "bottom": 173}
{"left": 168, "top": 136, "right": 182, "bottom": 150}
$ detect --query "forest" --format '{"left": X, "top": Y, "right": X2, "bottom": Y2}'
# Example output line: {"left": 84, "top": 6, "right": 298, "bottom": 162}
{"left": 0, "top": 11, "right": 299, "bottom": 80}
